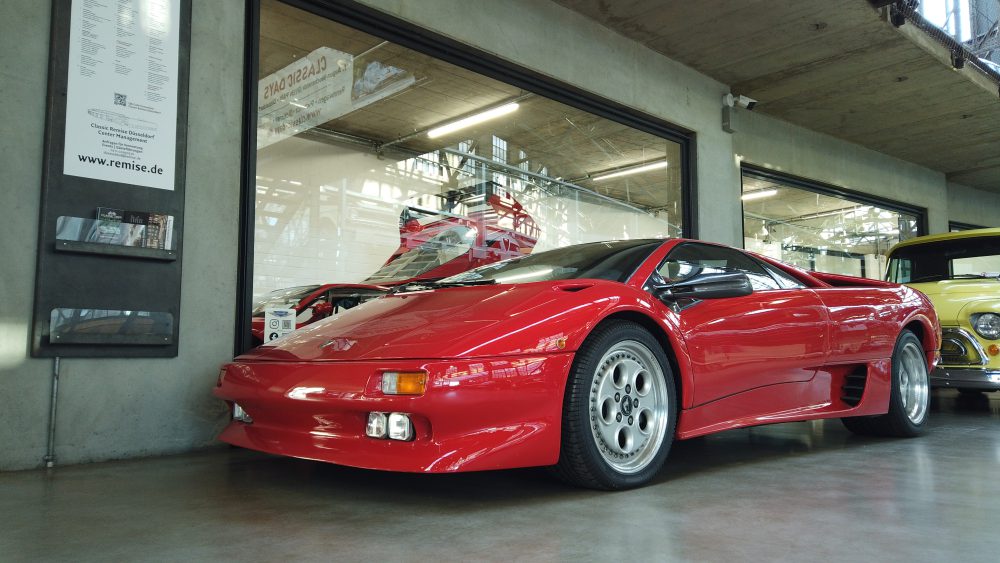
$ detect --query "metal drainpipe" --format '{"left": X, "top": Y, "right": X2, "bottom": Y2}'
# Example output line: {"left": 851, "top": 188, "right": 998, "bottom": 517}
{"left": 43, "top": 357, "right": 60, "bottom": 468}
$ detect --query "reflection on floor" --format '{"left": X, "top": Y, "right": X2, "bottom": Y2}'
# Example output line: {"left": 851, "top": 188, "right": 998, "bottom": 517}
{"left": 2, "top": 389, "right": 1000, "bottom": 561}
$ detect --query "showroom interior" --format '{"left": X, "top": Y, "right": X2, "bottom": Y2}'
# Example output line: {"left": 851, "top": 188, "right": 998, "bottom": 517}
{"left": 2, "top": 0, "right": 1000, "bottom": 560}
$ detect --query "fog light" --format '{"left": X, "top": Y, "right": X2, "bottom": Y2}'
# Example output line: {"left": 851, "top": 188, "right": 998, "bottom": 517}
{"left": 366, "top": 412, "right": 387, "bottom": 438}
{"left": 387, "top": 412, "right": 413, "bottom": 441}
{"left": 233, "top": 403, "right": 252, "bottom": 424}
{"left": 381, "top": 371, "right": 427, "bottom": 395}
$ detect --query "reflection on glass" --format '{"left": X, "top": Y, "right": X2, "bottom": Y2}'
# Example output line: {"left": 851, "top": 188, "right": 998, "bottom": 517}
{"left": 253, "top": 0, "right": 685, "bottom": 300}
{"left": 252, "top": 285, "right": 322, "bottom": 315}
{"left": 741, "top": 170, "right": 919, "bottom": 279}
{"left": 363, "top": 182, "right": 540, "bottom": 284}
{"left": 49, "top": 309, "right": 173, "bottom": 345}
{"left": 442, "top": 239, "right": 663, "bottom": 285}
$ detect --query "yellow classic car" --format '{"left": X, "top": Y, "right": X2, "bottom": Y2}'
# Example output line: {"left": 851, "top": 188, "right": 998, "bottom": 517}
{"left": 886, "top": 228, "right": 1000, "bottom": 391}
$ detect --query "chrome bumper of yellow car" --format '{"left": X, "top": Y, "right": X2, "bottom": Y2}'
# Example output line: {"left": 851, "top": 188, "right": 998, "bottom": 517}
{"left": 931, "top": 367, "right": 1000, "bottom": 390}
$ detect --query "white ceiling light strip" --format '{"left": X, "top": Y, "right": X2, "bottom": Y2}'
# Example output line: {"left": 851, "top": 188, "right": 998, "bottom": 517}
{"left": 591, "top": 160, "right": 668, "bottom": 182}
{"left": 427, "top": 103, "right": 520, "bottom": 138}
{"left": 741, "top": 189, "right": 778, "bottom": 201}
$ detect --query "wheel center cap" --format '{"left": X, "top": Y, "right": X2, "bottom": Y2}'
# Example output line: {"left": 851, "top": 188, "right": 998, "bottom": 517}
{"left": 620, "top": 395, "right": 633, "bottom": 416}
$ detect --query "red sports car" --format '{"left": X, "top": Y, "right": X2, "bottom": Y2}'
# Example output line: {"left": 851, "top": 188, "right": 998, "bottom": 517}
{"left": 217, "top": 238, "right": 940, "bottom": 489}
{"left": 250, "top": 183, "right": 539, "bottom": 344}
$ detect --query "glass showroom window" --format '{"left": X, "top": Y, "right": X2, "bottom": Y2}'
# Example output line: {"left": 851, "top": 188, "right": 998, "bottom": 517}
{"left": 250, "top": 1, "right": 686, "bottom": 319}
{"left": 741, "top": 168, "right": 921, "bottom": 279}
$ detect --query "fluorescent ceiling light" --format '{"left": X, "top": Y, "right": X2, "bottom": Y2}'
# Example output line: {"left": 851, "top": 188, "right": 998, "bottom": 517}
{"left": 592, "top": 161, "right": 668, "bottom": 182}
{"left": 427, "top": 103, "right": 519, "bottom": 138}
{"left": 741, "top": 189, "right": 778, "bottom": 201}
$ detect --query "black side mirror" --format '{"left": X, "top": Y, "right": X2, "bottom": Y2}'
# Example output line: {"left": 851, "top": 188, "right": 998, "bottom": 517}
{"left": 656, "top": 271, "right": 753, "bottom": 301}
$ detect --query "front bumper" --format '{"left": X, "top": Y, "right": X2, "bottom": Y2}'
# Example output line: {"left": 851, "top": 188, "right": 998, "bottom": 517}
{"left": 214, "top": 354, "right": 574, "bottom": 473}
{"left": 931, "top": 367, "right": 1000, "bottom": 390}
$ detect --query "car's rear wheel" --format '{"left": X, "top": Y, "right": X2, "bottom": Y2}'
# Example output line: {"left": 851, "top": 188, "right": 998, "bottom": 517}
{"left": 841, "top": 330, "right": 929, "bottom": 437}
{"left": 553, "top": 320, "right": 676, "bottom": 490}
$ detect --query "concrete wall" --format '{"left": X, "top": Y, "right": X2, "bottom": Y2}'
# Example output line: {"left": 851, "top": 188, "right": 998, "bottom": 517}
{"left": 731, "top": 109, "right": 950, "bottom": 235}
{"left": 948, "top": 183, "right": 1000, "bottom": 228}
{"left": 0, "top": 0, "right": 244, "bottom": 471}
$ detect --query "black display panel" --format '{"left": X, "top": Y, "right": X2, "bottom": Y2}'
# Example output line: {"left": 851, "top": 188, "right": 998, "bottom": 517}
{"left": 32, "top": 0, "right": 192, "bottom": 357}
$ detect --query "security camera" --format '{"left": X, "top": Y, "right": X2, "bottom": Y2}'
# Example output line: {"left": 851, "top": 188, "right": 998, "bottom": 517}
{"left": 723, "top": 93, "right": 758, "bottom": 110}
{"left": 736, "top": 95, "right": 757, "bottom": 110}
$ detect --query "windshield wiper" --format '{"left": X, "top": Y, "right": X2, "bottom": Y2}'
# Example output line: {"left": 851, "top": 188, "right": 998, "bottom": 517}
{"left": 907, "top": 273, "right": 1000, "bottom": 283}
{"left": 950, "top": 273, "right": 1000, "bottom": 280}
{"left": 389, "top": 279, "right": 497, "bottom": 294}
{"left": 425, "top": 279, "right": 497, "bottom": 287}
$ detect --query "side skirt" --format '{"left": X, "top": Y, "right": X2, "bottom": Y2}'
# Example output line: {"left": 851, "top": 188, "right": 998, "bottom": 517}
{"left": 676, "top": 359, "right": 892, "bottom": 439}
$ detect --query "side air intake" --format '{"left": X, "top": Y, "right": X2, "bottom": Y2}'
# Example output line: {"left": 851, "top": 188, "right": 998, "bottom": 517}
{"left": 840, "top": 366, "right": 868, "bottom": 407}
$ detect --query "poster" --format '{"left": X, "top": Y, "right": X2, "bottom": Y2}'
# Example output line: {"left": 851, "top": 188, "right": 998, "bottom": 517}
{"left": 257, "top": 46, "right": 415, "bottom": 149}
{"left": 63, "top": 0, "right": 181, "bottom": 191}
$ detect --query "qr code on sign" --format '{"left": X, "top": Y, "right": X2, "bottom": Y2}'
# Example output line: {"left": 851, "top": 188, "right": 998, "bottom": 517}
{"left": 281, "top": 320, "right": 293, "bottom": 330}
{"left": 114, "top": 93, "right": 127, "bottom": 106}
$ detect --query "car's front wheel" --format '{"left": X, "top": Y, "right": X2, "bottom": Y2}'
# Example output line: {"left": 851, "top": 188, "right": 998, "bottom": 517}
{"left": 841, "top": 329, "right": 930, "bottom": 437}
{"left": 553, "top": 320, "right": 676, "bottom": 490}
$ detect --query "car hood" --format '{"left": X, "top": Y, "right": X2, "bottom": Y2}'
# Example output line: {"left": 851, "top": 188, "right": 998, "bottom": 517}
{"left": 239, "top": 280, "right": 620, "bottom": 361}
{"left": 908, "top": 280, "right": 1000, "bottom": 324}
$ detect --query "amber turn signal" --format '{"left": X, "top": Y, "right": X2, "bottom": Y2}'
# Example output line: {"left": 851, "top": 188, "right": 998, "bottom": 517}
{"left": 989, "top": 344, "right": 999, "bottom": 357}
{"left": 382, "top": 371, "right": 427, "bottom": 395}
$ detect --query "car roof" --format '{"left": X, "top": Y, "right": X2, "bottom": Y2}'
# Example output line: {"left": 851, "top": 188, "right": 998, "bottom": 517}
{"left": 888, "top": 227, "right": 1000, "bottom": 253}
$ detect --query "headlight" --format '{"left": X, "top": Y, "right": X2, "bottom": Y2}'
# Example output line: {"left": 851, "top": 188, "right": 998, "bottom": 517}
{"left": 972, "top": 313, "right": 1000, "bottom": 340}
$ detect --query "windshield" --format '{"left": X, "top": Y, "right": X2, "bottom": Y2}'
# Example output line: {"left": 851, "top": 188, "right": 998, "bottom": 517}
{"left": 364, "top": 226, "right": 475, "bottom": 284}
{"left": 251, "top": 284, "right": 321, "bottom": 316}
{"left": 888, "top": 236, "right": 1000, "bottom": 283}
{"left": 440, "top": 239, "right": 664, "bottom": 285}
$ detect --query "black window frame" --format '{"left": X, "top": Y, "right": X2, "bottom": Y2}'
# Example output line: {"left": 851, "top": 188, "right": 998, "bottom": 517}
{"left": 949, "top": 220, "right": 987, "bottom": 232}
{"left": 237, "top": 0, "right": 696, "bottom": 353}
{"left": 754, "top": 259, "right": 806, "bottom": 289}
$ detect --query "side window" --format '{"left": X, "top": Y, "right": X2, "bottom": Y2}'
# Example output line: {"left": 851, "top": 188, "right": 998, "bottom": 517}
{"left": 663, "top": 243, "right": 781, "bottom": 291}
{"left": 887, "top": 258, "right": 912, "bottom": 283}
{"left": 757, "top": 260, "right": 806, "bottom": 289}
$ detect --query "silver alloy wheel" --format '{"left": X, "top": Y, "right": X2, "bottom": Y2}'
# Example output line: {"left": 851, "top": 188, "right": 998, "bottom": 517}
{"left": 898, "top": 339, "right": 930, "bottom": 425}
{"left": 589, "top": 340, "right": 669, "bottom": 474}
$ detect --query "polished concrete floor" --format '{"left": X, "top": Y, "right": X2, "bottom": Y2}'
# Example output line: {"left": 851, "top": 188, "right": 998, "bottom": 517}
{"left": 3, "top": 389, "right": 1000, "bottom": 562}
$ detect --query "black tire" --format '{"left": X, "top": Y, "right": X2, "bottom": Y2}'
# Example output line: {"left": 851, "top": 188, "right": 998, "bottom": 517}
{"left": 552, "top": 320, "right": 677, "bottom": 490}
{"left": 841, "top": 330, "right": 930, "bottom": 437}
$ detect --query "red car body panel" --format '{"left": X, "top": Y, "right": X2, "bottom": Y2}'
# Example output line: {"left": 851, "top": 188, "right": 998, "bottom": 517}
{"left": 217, "top": 355, "right": 571, "bottom": 472}
{"left": 218, "top": 238, "right": 940, "bottom": 472}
